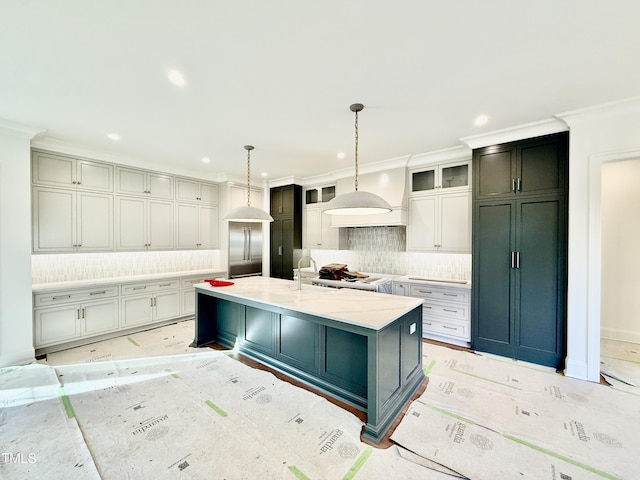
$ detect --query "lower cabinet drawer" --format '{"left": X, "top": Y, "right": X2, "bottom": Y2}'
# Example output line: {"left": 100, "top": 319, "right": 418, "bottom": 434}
{"left": 35, "top": 286, "right": 118, "bottom": 307}
{"left": 422, "top": 302, "right": 468, "bottom": 321}
{"left": 121, "top": 280, "right": 179, "bottom": 296}
{"left": 423, "top": 316, "right": 469, "bottom": 340}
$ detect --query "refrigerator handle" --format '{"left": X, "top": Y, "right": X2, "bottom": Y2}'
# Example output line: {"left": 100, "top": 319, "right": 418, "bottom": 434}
{"left": 243, "top": 227, "right": 249, "bottom": 262}
{"left": 247, "top": 228, "right": 252, "bottom": 262}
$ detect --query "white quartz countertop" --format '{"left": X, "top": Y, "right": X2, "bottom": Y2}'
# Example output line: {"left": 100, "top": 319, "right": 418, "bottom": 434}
{"left": 393, "top": 275, "right": 471, "bottom": 289}
{"left": 195, "top": 276, "right": 423, "bottom": 331}
{"left": 33, "top": 269, "right": 227, "bottom": 293}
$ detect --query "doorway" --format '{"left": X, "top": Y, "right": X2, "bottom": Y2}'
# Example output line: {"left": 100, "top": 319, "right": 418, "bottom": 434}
{"left": 600, "top": 157, "right": 640, "bottom": 388}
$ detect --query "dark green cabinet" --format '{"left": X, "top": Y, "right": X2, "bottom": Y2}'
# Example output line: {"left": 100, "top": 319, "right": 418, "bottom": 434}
{"left": 270, "top": 185, "right": 302, "bottom": 280}
{"left": 472, "top": 132, "right": 568, "bottom": 369}
{"left": 474, "top": 133, "right": 568, "bottom": 200}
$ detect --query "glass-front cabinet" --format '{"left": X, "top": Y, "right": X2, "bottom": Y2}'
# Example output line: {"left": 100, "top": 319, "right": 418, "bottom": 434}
{"left": 303, "top": 184, "right": 338, "bottom": 249}
{"left": 407, "top": 159, "right": 471, "bottom": 253}
{"left": 411, "top": 160, "right": 469, "bottom": 194}
{"left": 305, "top": 185, "right": 336, "bottom": 204}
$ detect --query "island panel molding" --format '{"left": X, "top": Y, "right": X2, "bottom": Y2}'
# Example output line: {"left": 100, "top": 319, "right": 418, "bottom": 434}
{"left": 193, "top": 276, "right": 425, "bottom": 444}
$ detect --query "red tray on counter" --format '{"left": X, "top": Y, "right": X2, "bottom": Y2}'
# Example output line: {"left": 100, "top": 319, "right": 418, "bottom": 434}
{"left": 205, "top": 279, "right": 234, "bottom": 287}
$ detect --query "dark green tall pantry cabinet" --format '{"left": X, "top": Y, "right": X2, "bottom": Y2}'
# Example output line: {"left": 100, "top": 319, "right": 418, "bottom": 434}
{"left": 270, "top": 185, "right": 302, "bottom": 280}
{"left": 472, "top": 132, "right": 568, "bottom": 369}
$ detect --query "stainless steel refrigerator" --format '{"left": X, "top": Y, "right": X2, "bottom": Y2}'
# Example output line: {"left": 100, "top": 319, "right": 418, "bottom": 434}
{"left": 228, "top": 222, "right": 263, "bottom": 278}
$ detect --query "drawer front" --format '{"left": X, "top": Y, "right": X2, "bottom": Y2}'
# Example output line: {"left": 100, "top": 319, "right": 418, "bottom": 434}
{"left": 423, "top": 317, "right": 469, "bottom": 340}
{"left": 121, "top": 280, "right": 179, "bottom": 296}
{"left": 181, "top": 277, "right": 210, "bottom": 289}
{"left": 409, "top": 284, "right": 470, "bottom": 303}
{"left": 422, "top": 302, "right": 469, "bottom": 321}
{"left": 35, "top": 286, "right": 118, "bottom": 307}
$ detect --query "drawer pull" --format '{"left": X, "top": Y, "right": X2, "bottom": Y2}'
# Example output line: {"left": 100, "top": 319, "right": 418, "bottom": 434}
{"left": 425, "top": 322, "right": 432, "bottom": 326}
{"left": 52, "top": 295, "right": 71, "bottom": 300}
{"left": 443, "top": 309, "right": 458, "bottom": 313}
{"left": 133, "top": 286, "right": 147, "bottom": 290}
{"left": 444, "top": 293, "right": 458, "bottom": 297}
{"left": 443, "top": 325, "right": 458, "bottom": 330}
{"left": 90, "top": 291, "right": 107, "bottom": 295}
{"left": 159, "top": 283, "right": 172, "bottom": 287}
{"left": 417, "top": 290, "right": 432, "bottom": 294}
{"left": 424, "top": 306, "right": 432, "bottom": 309}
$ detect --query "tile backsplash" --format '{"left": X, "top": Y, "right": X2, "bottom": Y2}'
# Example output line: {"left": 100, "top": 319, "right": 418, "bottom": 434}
{"left": 32, "top": 250, "right": 222, "bottom": 283}
{"left": 308, "top": 226, "right": 471, "bottom": 280}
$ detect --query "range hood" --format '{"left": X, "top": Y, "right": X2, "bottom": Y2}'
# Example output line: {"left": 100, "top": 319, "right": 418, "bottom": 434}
{"left": 328, "top": 167, "right": 408, "bottom": 227}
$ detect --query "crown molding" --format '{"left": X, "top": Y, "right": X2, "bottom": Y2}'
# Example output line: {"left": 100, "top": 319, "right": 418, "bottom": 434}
{"left": 556, "top": 96, "right": 640, "bottom": 125}
{"left": 459, "top": 118, "right": 568, "bottom": 150}
{"left": 0, "top": 118, "right": 46, "bottom": 139}
{"left": 407, "top": 145, "right": 471, "bottom": 168}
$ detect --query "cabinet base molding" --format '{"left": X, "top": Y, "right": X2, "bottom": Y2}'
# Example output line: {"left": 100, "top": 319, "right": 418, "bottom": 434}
{"left": 35, "top": 315, "right": 194, "bottom": 356}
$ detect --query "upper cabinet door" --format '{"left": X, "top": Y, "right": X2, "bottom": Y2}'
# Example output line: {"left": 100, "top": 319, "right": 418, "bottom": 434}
{"left": 473, "top": 132, "right": 568, "bottom": 200}
{"left": 116, "top": 167, "right": 174, "bottom": 199}
{"left": 411, "top": 161, "right": 470, "bottom": 194}
{"left": 517, "top": 136, "right": 567, "bottom": 196}
{"left": 148, "top": 173, "right": 173, "bottom": 199}
{"left": 116, "top": 168, "right": 147, "bottom": 195}
{"left": 473, "top": 146, "right": 515, "bottom": 199}
{"left": 199, "top": 182, "right": 218, "bottom": 204}
{"left": 176, "top": 177, "right": 219, "bottom": 204}
{"left": 32, "top": 150, "right": 113, "bottom": 192}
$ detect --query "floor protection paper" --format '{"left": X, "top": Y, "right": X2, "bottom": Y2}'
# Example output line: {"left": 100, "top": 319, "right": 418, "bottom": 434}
{"left": 395, "top": 343, "right": 640, "bottom": 480}
{"left": 0, "top": 364, "right": 100, "bottom": 479}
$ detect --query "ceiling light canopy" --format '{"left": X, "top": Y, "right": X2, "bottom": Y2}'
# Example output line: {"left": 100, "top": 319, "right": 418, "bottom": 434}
{"left": 223, "top": 145, "right": 274, "bottom": 222}
{"left": 324, "top": 103, "right": 392, "bottom": 216}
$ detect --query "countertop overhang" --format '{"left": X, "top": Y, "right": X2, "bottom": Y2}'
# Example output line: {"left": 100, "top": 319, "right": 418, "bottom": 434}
{"left": 195, "top": 276, "right": 423, "bottom": 331}
{"left": 33, "top": 269, "right": 226, "bottom": 293}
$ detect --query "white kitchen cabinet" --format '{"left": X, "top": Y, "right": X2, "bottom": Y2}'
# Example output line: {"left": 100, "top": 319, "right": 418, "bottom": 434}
{"left": 410, "top": 160, "right": 470, "bottom": 194}
{"left": 175, "top": 203, "right": 219, "bottom": 249}
{"left": 229, "top": 183, "right": 263, "bottom": 210}
{"left": 34, "top": 287, "right": 119, "bottom": 347}
{"left": 32, "top": 150, "right": 113, "bottom": 192}
{"left": 392, "top": 278, "right": 470, "bottom": 346}
{"left": 120, "top": 280, "right": 180, "bottom": 327}
{"left": 176, "top": 177, "right": 219, "bottom": 204}
{"left": 304, "top": 204, "right": 339, "bottom": 249}
{"left": 407, "top": 191, "right": 471, "bottom": 252}
{"left": 116, "top": 196, "right": 174, "bottom": 250}
{"left": 115, "top": 166, "right": 174, "bottom": 199}
{"left": 32, "top": 187, "right": 113, "bottom": 252}
{"left": 180, "top": 276, "right": 215, "bottom": 316}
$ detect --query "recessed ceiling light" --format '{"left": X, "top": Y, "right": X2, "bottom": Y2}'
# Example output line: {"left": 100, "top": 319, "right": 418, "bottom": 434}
{"left": 201, "top": 157, "right": 211, "bottom": 164}
{"left": 261, "top": 172, "right": 268, "bottom": 177}
{"left": 107, "top": 133, "right": 121, "bottom": 141}
{"left": 168, "top": 69, "right": 186, "bottom": 86}
{"left": 474, "top": 115, "right": 489, "bottom": 126}
{"left": 337, "top": 152, "right": 345, "bottom": 159}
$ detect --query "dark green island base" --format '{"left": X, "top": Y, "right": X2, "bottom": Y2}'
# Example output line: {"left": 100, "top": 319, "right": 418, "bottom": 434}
{"left": 193, "top": 277, "right": 425, "bottom": 445}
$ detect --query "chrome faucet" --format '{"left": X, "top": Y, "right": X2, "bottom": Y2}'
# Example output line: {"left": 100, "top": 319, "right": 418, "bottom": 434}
{"left": 297, "top": 255, "right": 317, "bottom": 290}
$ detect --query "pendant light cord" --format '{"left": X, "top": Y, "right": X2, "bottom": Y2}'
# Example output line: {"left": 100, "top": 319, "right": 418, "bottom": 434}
{"left": 244, "top": 145, "right": 254, "bottom": 207}
{"left": 354, "top": 108, "right": 359, "bottom": 191}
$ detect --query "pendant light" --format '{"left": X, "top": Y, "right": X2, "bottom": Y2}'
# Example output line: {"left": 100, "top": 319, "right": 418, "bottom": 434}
{"left": 223, "top": 145, "right": 274, "bottom": 222}
{"left": 324, "top": 103, "right": 392, "bottom": 215}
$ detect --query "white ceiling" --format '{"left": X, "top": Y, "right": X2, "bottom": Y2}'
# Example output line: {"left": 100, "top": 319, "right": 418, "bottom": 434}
{"left": 2, "top": 1, "right": 639, "bottom": 183}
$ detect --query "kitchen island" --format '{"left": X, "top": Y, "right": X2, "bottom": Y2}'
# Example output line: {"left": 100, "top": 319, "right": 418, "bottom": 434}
{"left": 193, "top": 276, "right": 424, "bottom": 444}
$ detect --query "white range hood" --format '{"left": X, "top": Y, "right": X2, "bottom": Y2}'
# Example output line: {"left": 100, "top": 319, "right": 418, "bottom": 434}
{"left": 328, "top": 167, "right": 408, "bottom": 227}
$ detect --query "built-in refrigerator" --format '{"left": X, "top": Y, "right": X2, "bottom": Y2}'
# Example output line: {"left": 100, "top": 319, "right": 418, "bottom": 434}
{"left": 228, "top": 222, "right": 263, "bottom": 278}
